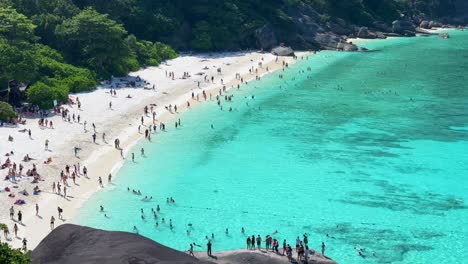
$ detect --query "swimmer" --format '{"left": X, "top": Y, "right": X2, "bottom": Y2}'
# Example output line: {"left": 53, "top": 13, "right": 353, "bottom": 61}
{"left": 100, "top": 205, "right": 104, "bottom": 212}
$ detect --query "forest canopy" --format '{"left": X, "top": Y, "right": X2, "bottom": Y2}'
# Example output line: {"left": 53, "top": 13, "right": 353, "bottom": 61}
{"left": 0, "top": 0, "right": 461, "bottom": 109}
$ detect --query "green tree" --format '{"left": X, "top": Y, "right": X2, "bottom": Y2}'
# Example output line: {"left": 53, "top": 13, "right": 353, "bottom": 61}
{"left": 26, "top": 81, "right": 68, "bottom": 109}
{"left": 0, "top": 102, "right": 16, "bottom": 122}
{"left": 55, "top": 8, "right": 136, "bottom": 78}
{"left": 0, "top": 6, "right": 36, "bottom": 43}
{"left": 0, "top": 38, "right": 37, "bottom": 88}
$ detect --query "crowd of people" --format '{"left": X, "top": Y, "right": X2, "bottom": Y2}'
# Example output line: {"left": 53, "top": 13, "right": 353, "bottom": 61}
{"left": 0, "top": 54, "right": 302, "bottom": 255}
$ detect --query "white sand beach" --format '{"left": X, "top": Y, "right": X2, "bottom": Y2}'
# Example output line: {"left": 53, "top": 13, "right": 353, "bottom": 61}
{"left": 0, "top": 51, "right": 309, "bottom": 250}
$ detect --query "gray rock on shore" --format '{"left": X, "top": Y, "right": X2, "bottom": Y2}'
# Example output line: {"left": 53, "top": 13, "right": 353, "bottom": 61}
{"left": 271, "top": 46, "right": 295, "bottom": 56}
{"left": 392, "top": 19, "right": 416, "bottom": 36}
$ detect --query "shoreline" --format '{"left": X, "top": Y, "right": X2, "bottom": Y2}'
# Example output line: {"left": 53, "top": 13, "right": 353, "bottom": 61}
{"left": 0, "top": 29, "right": 456, "bottom": 252}
{"left": 0, "top": 51, "right": 308, "bottom": 250}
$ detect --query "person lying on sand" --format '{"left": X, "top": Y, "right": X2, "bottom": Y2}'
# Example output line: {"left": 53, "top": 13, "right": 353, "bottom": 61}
{"left": 23, "top": 154, "right": 33, "bottom": 162}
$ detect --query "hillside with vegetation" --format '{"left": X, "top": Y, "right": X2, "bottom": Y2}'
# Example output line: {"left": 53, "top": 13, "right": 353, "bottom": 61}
{"left": 0, "top": 0, "right": 466, "bottom": 113}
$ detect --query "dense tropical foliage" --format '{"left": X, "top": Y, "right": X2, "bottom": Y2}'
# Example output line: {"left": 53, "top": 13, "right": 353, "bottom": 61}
{"left": 0, "top": 0, "right": 177, "bottom": 109}
{"left": 0, "top": 101, "right": 16, "bottom": 121}
{"left": 0, "top": 0, "right": 462, "bottom": 110}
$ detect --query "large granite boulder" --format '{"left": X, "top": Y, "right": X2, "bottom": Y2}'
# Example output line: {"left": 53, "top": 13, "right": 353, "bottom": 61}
{"left": 429, "top": 21, "right": 442, "bottom": 28}
{"left": 373, "top": 21, "right": 391, "bottom": 32}
{"left": 392, "top": 19, "right": 416, "bottom": 35}
{"left": 255, "top": 24, "right": 278, "bottom": 50}
{"left": 357, "top": 27, "right": 370, "bottom": 38}
{"left": 336, "top": 42, "right": 358, "bottom": 51}
{"left": 420, "top": 20, "right": 431, "bottom": 29}
{"left": 272, "top": 46, "right": 295, "bottom": 56}
{"left": 32, "top": 224, "right": 213, "bottom": 264}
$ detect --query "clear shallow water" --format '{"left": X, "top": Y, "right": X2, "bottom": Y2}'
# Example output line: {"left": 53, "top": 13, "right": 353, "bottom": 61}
{"left": 77, "top": 31, "right": 468, "bottom": 264}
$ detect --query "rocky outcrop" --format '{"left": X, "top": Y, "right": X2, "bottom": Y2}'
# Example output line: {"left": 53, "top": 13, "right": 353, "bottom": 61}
{"left": 199, "top": 250, "right": 337, "bottom": 264}
{"left": 272, "top": 46, "right": 295, "bottom": 56}
{"left": 373, "top": 21, "right": 392, "bottom": 32}
{"left": 357, "top": 27, "right": 371, "bottom": 38}
{"left": 438, "top": 33, "right": 450, "bottom": 39}
{"left": 327, "top": 21, "right": 353, "bottom": 36}
{"left": 32, "top": 224, "right": 213, "bottom": 264}
{"left": 420, "top": 20, "right": 431, "bottom": 29}
{"left": 336, "top": 41, "right": 358, "bottom": 51}
{"left": 392, "top": 19, "right": 416, "bottom": 36}
{"left": 254, "top": 3, "right": 359, "bottom": 51}
{"left": 255, "top": 24, "right": 278, "bottom": 50}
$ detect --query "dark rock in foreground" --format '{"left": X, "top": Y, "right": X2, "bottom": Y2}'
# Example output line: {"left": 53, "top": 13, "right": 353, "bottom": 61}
{"left": 32, "top": 224, "right": 213, "bottom": 264}
{"left": 198, "top": 250, "right": 337, "bottom": 264}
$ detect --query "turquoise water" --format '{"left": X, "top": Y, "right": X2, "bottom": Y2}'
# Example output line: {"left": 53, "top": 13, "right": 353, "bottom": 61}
{"left": 77, "top": 31, "right": 468, "bottom": 264}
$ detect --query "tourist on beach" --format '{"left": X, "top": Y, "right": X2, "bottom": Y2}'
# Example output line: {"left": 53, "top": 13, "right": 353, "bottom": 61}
{"left": 305, "top": 245, "right": 310, "bottom": 261}
{"left": 9, "top": 206, "right": 14, "bottom": 220}
{"left": 98, "top": 176, "right": 103, "bottom": 187}
{"left": 36, "top": 203, "right": 39, "bottom": 216}
{"left": 50, "top": 216, "right": 55, "bottom": 229}
{"left": 256, "top": 235, "right": 261, "bottom": 250}
{"left": 189, "top": 244, "right": 194, "bottom": 256}
{"left": 58, "top": 207, "right": 63, "bottom": 219}
{"left": 3, "top": 226, "right": 9, "bottom": 240}
{"left": 207, "top": 240, "right": 212, "bottom": 256}
{"left": 45, "top": 139, "right": 49, "bottom": 150}
{"left": 13, "top": 223, "right": 18, "bottom": 237}
{"left": 22, "top": 238, "right": 27, "bottom": 251}
{"left": 17, "top": 210, "right": 23, "bottom": 224}
{"left": 108, "top": 173, "right": 112, "bottom": 183}
{"left": 283, "top": 240, "right": 287, "bottom": 255}
{"left": 247, "top": 236, "right": 251, "bottom": 249}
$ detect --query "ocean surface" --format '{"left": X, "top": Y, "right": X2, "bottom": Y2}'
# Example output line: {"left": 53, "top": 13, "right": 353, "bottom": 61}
{"left": 77, "top": 30, "right": 468, "bottom": 264}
